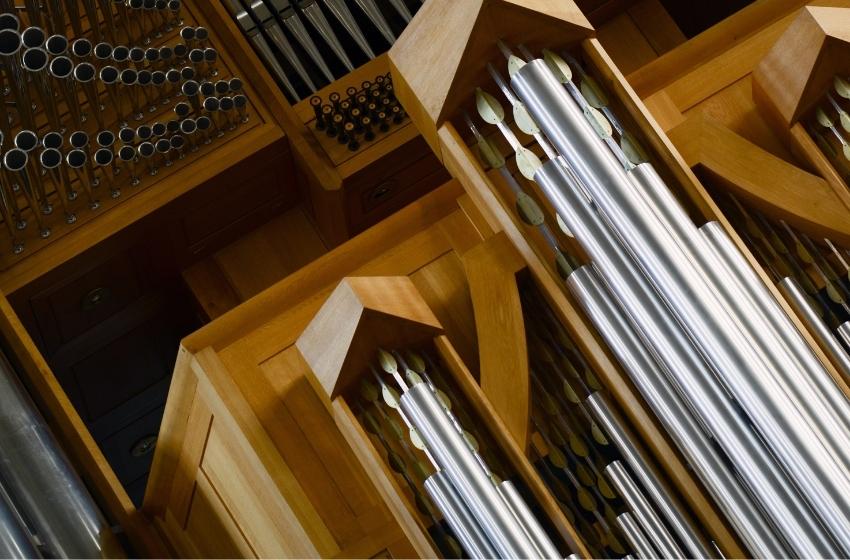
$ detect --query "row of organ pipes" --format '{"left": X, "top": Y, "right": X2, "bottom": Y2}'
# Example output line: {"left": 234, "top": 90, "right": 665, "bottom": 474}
{"left": 429, "top": 42, "right": 850, "bottom": 559}
{"left": 0, "top": 0, "right": 252, "bottom": 256}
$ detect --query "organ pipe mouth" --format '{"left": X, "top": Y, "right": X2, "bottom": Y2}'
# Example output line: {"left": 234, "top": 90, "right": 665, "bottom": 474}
{"left": 3, "top": 148, "right": 27, "bottom": 172}
{"left": 0, "top": 29, "right": 21, "bottom": 56}
{"left": 66, "top": 149, "right": 87, "bottom": 169}
{"left": 21, "top": 47, "right": 48, "bottom": 73}
{"left": 73, "top": 62, "right": 96, "bottom": 82}
{"left": 49, "top": 55, "right": 73, "bottom": 78}
{"left": 40, "top": 148, "right": 62, "bottom": 170}
{"left": 71, "top": 38, "right": 92, "bottom": 58}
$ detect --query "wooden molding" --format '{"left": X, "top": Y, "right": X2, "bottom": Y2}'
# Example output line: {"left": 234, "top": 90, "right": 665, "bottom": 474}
{"left": 753, "top": 5, "right": 850, "bottom": 126}
{"left": 669, "top": 112, "right": 850, "bottom": 244}
{"left": 296, "top": 276, "right": 443, "bottom": 399}
{"left": 389, "top": 0, "right": 593, "bottom": 158}
{"left": 462, "top": 232, "right": 530, "bottom": 450}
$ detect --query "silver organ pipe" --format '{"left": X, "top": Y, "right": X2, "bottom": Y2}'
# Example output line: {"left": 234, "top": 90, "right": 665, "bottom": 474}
{"left": 510, "top": 57, "right": 850, "bottom": 556}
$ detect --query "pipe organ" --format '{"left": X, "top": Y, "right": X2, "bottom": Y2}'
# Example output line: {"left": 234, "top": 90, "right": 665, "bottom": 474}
{"left": 0, "top": 0, "right": 847, "bottom": 559}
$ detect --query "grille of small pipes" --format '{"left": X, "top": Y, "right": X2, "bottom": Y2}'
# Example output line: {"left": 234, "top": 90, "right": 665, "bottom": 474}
{"left": 808, "top": 76, "right": 850, "bottom": 182}
{"left": 0, "top": 0, "right": 252, "bottom": 257}
{"left": 307, "top": 72, "right": 407, "bottom": 153}
{"left": 222, "top": 0, "right": 421, "bottom": 103}
{"left": 456, "top": 40, "right": 850, "bottom": 559}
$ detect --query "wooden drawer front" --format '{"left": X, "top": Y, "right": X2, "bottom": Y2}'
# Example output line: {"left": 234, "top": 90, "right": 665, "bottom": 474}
{"left": 99, "top": 405, "right": 165, "bottom": 491}
{"left": 346, "top": 139, "right": 449, "bottom": 234}
{"left": 29, "top": 251, "right": 146, "bottom": 355}
{"left": 174, "top": 141, "right": 298, "bottom": 261}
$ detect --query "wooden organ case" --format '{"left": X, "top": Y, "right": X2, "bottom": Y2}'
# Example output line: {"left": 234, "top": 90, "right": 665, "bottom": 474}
{"left": 1, "top": 0, "right": 849, "bottom": 559}
{"left": 144, "top": 0, "right": 850, "bottom": 558}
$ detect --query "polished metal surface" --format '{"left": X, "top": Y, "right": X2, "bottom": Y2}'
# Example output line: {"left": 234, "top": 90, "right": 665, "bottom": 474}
{"left": 700, "top": 221, "right": 850, "bottom": 451}
{"left": 513, "top": 59, "right": 850, "bottom": 555}
{"left": 0, "top": 482, "right": 39, "bottom": 559}
{"left": 322, "top": 0, "right": 375, "bottom": 58}
{"left": 533, "top": 157, "right": 793, "bottom": 557}
{"left": 617, "top": 512, "right": 657, "bottom": 560}
{"left": 631, "top": 161, "right": 850, "bottom": 535}
{"left": 496, "top": 480, "right": 560, "bottom": 559}
{"left": 605, "top": 461, "right": 684, "bottom": 559}
{"left": 584, "top": 393, "right": 711, "bottom": 559}
{"left": 0, "top": 351, "right": 119, "bottom": 558}
{"left": 779, "top": 277, "right": 850, "bottom": 382}
{"left": 424, "top": 470, "right": 498, "bottom": 559}
{"left": 400, "top": 382, "right": 542, "bottom": 559}
{"left": 839, "top": 322, "right": 850, "bottom": 351}
{"left": 299, "top": 0, "right": 354, "bottom": 71}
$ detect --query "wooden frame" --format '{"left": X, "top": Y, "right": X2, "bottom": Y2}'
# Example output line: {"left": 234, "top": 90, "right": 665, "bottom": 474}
{"left": 297, "top": 274, "right": 589, "bottom": 557}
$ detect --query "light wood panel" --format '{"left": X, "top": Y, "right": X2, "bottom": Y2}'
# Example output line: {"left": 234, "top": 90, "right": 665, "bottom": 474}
{"left": 462, "top": 233, "right": 530, "bottom": 449}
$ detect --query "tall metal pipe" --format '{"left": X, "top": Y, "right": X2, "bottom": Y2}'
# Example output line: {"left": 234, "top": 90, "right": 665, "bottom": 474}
{"left": 399, "top": 382, "right": 543, "bottom": 558}
{"left": 778, "top": 277, "right": 850, "bottom": 381}
{"left": 584, "top": 393, "right": 712, "bottom": 559}
{"left": 512, "top": 59, "right": 850, "bottom": 554}
{"left": 0, "top": 481, "right": 39, "bottom": 559}
{"left": 423, "top": 470, "right": 498, "bottom": 559}
{"left": 839, "top": 322, "right": 850, "bottom": 351}
{"left": 605, "top": 460, "right": 685, "bottom": 559}
{"left": 631, "top": 163, "right": 850, "bottom": 497}
{"left": 533, "top": 158, "right": 798, "bottom": 557}
{"left": 617, "top": 512, "right": 657, "bottom": 560}
{"left": 0, "top": 351, "right": 121, "bottom": 558}
{"left": 496, "top": 480, "right": 561, "bottom": 559}
{"left": 699, "top": 221, "right": 850, "bottom": 439}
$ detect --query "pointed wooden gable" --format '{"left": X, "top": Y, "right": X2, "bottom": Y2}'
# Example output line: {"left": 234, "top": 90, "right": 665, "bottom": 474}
{"left": 389, "top": 0, "right": 593, "bottom": 156}
{"left": 297, "top": 276, "right": 443, "bottom": 399}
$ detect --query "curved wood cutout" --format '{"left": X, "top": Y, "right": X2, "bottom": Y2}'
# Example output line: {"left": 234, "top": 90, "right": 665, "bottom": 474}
{"left": 462, "top": 232, "right": 530, "bottom": 450}
{"left": 669, "top": 113, "right": 850, "bottom": 245}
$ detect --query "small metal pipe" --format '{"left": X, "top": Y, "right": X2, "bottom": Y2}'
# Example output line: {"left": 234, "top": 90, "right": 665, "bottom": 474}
{"left": 49, "top": 56, "right": 84, "bottom": 129}
{"left": 605, "top": 461, "right": 685, "bottom": 559}
{"left": 66, "top": 149, "right": 99, "bottom": 209}
{"left": 779, "top": 277, "right": 850, "bottom": 381}
{"left": 496, "top": 480, "right": 561, "bottom": 559}
{"left": 74, "top": 62, "right": 105, "bottom": 128}
{"left": 617, "top": 512, "right": 657, "bottom": 560}
{"left": 423, "top": 470, "right": 498, "bottom": 559}
{"left": 4, "top": 149, "right": 49, "bottom": 238}
{"left": 584, "top": 393, "right": 712, "bottom": 559}
{"left": 400, "top": 383, "right": 543, "bottom": 558}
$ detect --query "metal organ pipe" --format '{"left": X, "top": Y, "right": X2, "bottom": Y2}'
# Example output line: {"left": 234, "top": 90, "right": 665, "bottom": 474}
{"left": 778, "top": 277, "right": 850, "bottom": 381}
{"left": 617, "top": 511, "right": 656, "bottom": 560}
{"left": 533, "top": 158, "right": 798, "bottom": 558}
{"left": 698, "top": 221, "right": 850, "bottom": 442}
{"left": 0, "top": 483, "right": 39, "bottom": 559}
{"left": 630, "top": 162, "right": 850, "bottom": 492}
{"left": 583, "top": 393, "right": 713, "bottom": 559}
{"left": 839, "top": 322, "right": 850, "bottom": 351}
{"left": 399, "top": 382, "right": 545, "bottom": 559}
{"left": 604, "top": 460, "right": 685, "bottom": 559}
{"left": 0, "top": 351, "right": 119, "bottom": 558}
{"left": 423, "top": 470, "right": 499, "bottom": 559}
{"left": 511, "top": 58, "right": 850, "bottom": 555}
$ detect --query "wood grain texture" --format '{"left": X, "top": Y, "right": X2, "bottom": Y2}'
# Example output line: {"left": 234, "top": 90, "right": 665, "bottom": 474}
{"left": 670, "top": 113, "right": 850, "bottom": 244}
{"left": 389, "top": 0, "right": 593, "bottom": 156}
{"left": 753, "top": 5, "right": 850, "bottom": 125}
{"left": 296, "top": 276, "right": 443, "bottom": 399}
{"left": 462, "top": 233, "right": 530, "bottom": 449}
{"left": 627, "top": 0, "right": 810, "bottom": 98}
